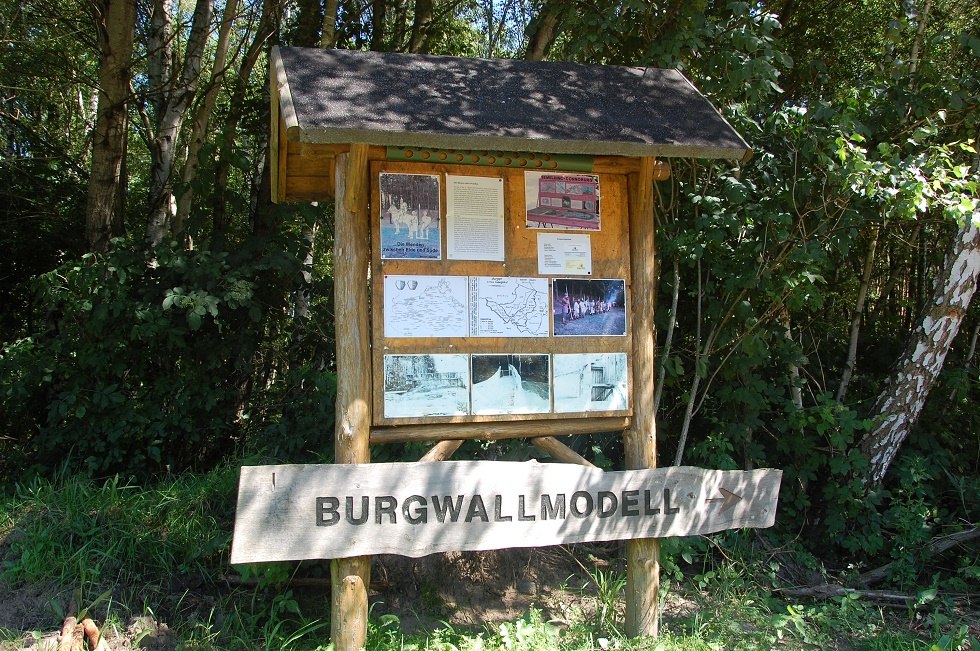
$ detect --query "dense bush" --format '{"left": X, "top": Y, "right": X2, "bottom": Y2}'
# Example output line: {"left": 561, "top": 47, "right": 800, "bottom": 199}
{"left": 0, "top": 234, "right": 338, "bottom": 480}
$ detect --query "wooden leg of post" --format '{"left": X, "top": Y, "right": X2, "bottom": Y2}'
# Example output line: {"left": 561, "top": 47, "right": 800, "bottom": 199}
{"left": 331, "top": 556, "right": 370, "bottom": 651}
{"left": 625, "top": 538, "right": 660, "bottom": 637}
{"left": 625, "top": 156, "right": 660, "bottom": 638}
{"left": 332, "top": 146, "right": 372, "bottom": 650}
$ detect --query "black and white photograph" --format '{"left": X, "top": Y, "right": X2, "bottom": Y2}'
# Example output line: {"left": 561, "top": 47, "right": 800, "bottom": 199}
{"left": 553, "top": 353, "right": 629, "bottom": 413}
{"left": 383, "top": 354, "right": 470, "bottom": 418}
{"left": 552, "top": 278, "right": 627, "bottom": 336}
{"left": 379, "top": 173, "right": 442, "bottom": 259}
{"left": 470, "top": 354, "right": 550, "bottom": 415}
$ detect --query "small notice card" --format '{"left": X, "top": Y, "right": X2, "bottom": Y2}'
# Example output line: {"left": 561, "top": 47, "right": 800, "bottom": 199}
{"left": 446, "top": 175, "right": 505, "bottom": 261}
{"left": 537, "top": 233, "right": 592, "bottom": 275}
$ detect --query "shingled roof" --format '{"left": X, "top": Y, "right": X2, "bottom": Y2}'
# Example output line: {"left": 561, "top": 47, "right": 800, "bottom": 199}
{"left": 272, "top": 47, "right": 751, "bottom": 161}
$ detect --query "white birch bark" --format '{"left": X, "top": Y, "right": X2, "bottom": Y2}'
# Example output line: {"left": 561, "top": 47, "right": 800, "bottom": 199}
{"left": 173, "top": 0, "right": 240, "bottom": 238}
{"left": 145, "top": 0, "right": 213, "bottom": 247}
{"left": 781, "top": 306, "right": 804, "bottom": 409}
{"left": 860, "top": 220, "right": 980, "bottom": 485}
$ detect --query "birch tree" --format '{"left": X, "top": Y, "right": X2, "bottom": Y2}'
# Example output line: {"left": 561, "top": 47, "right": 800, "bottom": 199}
{"left": 173, "top": 0, "right": 242, "bottom": 239}
{"left": 142, "top": 0, "right": 213, "bottom": 247}
{"left": 861, "top": 218, "right": 979, "bottom": 484}
{"left": 839, "top": 134, "right": 980, "bottom": 486}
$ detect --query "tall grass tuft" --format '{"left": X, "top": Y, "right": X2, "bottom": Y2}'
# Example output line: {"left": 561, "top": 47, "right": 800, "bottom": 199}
{"left": 1, "top": 463, "right": 238, "bottom": 589}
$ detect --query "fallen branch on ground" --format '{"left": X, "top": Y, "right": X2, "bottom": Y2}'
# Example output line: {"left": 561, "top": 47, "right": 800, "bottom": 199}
{"left": 57, "top": 599, "right": 79, "bottom": 651}
{"left": 852, "top": 527, "right": 979, "bottom": 587}
{"left": 775, "top": 583, "right": 979, "bottom": 605}
{"left": 82, "top": 618, "right": 110, "bottom": 651}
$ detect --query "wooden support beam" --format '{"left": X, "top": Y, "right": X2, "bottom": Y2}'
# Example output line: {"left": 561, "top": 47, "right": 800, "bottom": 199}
{"left": 371, "top": 416, "right": 631, "bottom": 445}
{"left": 331, "top": 559, "right": 369, "bottom": 650}
{"left": 593, "top": 156, "right": 671, "bottom": 178}
{"left": 624, "top": 156, "right": 660, "bottom": 638}
{"left": 532, "top": 436, "right": 596, "bottom": 467}
{"left": 332, "top": 145, "right": 372, "bottom": 651}
{"left": 269, "top": 62, "right": 287, "bottom": 203}
{"left": 419, "top": 439, "right": 464, "bottom": 462}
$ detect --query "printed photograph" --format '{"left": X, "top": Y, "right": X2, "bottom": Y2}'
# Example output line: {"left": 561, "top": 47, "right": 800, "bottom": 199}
{"left": 379, "top": 173, "right": 442, "bottom": 259}
{"left": 552, "top": 278, "right": 627, "bottom": 336}
{"left": 553, "top": 353, "right": 629, "bottom": 413}
{"left": 383, "top": 354, "right": 470, "bottom": 418}
{"left": 470, "top": 354, "right": 550, "bottom": 415}
{"left": 525, "top": 171, "right": 600, "bottom": 231}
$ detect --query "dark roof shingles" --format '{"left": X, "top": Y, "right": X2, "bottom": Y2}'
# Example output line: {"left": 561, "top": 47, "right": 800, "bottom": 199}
{"left": 277, "top": 47, "right": 749, "bottom": 159}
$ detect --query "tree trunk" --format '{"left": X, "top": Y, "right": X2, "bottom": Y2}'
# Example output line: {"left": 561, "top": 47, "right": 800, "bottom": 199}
{"left": 211, "top": 0, "right": 278, "bottom": 246}
{"left": 407, "top": 0, "right": 433, "bottom": 52}
{"left": 653, "top": 256, "right": 679, "bottom": 414}
{"left": 294, "top": 0, "right": 321, "bottom": 46}
{"left": 781, "top": 306, "right": 804, "bottom": 409}
{"left": 173, "top": 0, "right": 241, "bottom": 240}
{"left": 84, "top": 0, "right": 137, "bottom": 253}
{"left": 294, "top": 222, "right": 316, "bottom": 321}
{"left": 321, "top": 0, "right": 340, "bottom": 47}
{"left": 859, "top": 220, "right": 980, "bottom": 486}
{"left": 145, "top": 0, "right": 213, "bottom": 247}
{"left": 836, "top": 225, "right": 880, "bottom": 402}
{"left": 524, "top": 1, "right": 562, "bottom": 61}
{"left": 371, "top": 0, "right": 387, "bottom": 50}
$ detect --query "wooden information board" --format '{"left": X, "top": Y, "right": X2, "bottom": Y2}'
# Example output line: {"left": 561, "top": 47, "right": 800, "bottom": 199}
{"left": 370, "top": 160, "right": 634, "bottom": 427}
{"left": 231, "top": 462, "right": 782, "bottom": 562}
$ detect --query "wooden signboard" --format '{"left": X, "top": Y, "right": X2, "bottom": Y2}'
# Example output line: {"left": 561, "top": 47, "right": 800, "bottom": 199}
{"left": 266, "top": 45, "right": 759, "bottom": 647}
{"left": 230, "top": 462, "right": 782, "bottom": 562}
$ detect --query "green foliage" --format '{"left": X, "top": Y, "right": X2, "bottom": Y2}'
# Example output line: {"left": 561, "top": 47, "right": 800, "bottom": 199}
{"left": 557, "top": 1, "right": 791, "bottom": 105}
{"left": 2, "top": 465, "right": 974, "bottom": 650}
{"left": 585, "top": 567, "right": 627, "bottom": 635}
{"left": 0, "top": 233, "right": 338, "bottom": 479}
{"left": 0, "top": 463, "right": 237, "bottom": 587}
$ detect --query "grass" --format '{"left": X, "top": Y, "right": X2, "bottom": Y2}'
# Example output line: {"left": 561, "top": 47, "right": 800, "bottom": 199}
{"left": 0, "top": 464, "right": 976, "bottom": 651}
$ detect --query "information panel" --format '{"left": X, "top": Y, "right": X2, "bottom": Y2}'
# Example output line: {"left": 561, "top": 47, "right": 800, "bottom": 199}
{"left": 370, "top": 161, "right": 632, "bottom": 426}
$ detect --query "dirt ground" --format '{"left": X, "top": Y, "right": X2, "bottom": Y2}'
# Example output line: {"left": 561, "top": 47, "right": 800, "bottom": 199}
{"left": 0, "top": 544, "right": 637, "bottom": 651}
{"left": 5, "top": 544, "right": 974, "bottom": 650}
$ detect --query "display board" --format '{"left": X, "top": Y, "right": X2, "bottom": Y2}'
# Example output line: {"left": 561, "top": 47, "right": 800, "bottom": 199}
{"left": 371, "top": 161, "right": 633, "bottom": 426}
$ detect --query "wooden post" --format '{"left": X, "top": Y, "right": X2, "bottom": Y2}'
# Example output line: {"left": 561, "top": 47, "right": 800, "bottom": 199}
{"left": 624, "top": 156, "right": 660, "bottom": 638}
{"left": 332, "top": 144, "right": 371, "bottom": 651}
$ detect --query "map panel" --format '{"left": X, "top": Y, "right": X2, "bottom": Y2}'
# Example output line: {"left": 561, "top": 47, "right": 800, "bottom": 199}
{"left": 384, "top": 275, "right": 468, "bottom": 338}
{"left": 469, "top": 277, "right": 550, "bottom": 338}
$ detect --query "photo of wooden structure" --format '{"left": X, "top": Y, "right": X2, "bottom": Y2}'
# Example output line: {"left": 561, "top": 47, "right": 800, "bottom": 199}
{"left": 265, "top": 45, "right": 753, "bottom": 649}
